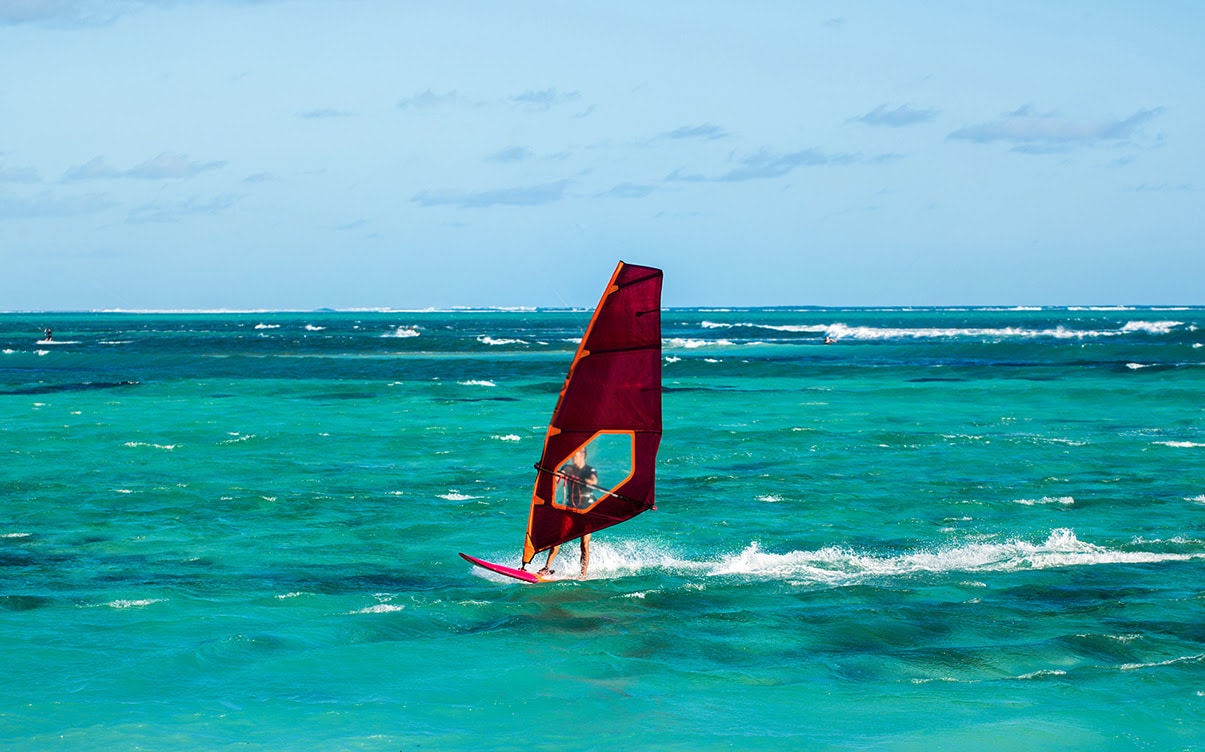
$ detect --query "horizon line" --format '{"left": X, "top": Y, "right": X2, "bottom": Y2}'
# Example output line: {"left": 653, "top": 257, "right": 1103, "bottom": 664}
{"left": 2, "top": 304, "right": 1202, "bottom": 316}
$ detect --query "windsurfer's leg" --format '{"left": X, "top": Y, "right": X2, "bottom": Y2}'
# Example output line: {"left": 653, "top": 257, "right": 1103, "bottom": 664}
{"left": 579, "top": 534, "right": 591, "bottom": 577}
{"left": 539, "top": 545, "right": 560, "bottom": 576}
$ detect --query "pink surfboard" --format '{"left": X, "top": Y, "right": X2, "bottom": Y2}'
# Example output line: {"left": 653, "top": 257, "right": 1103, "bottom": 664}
{"left": 459, "top": 552, "right": 545, "bottom": 583}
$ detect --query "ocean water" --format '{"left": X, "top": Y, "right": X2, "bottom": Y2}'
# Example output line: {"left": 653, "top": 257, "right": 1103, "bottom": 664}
{"left": 2, "top": 307, "right": 1203, "bottom": 751}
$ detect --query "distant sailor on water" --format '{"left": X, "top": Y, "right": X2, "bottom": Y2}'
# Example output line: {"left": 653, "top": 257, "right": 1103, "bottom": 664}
{"left": 43, "top": 328, "right": 52, "bottom": 342}
{"left": 539, "top": 448, "right": 597, "bottom": 578}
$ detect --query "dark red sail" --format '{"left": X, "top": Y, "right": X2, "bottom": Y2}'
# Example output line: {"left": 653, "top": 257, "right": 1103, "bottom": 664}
{"left": 523, "top": 262, "right": 663, "bottom": 564}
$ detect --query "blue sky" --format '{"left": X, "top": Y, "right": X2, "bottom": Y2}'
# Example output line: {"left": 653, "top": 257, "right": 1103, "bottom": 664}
{"left": 1, "top": 1, "right": 1202, "bottom": 310}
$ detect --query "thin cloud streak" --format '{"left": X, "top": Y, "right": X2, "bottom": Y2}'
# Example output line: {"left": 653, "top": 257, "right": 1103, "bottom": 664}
{"left": 717, "top": 148, "right": 855, "bottom": 182}
{"left": 486, "top": 146, "right": 534, "bottom": 163}
{"left": 510, "top": 88, "right": 581, "bottom": 111}
{"left": 396, "top": 87, "right": 584, "bottom": 114}
{"left": 412, "top": 180, "right": 569, "bottom": 209}
{"left": 657, "top": 124, "right": 732, "bottom": 141}
{"left": 0, "top": 190, "right": 115, "bottom": 219}
{"left": 0, "top": 0, "right": 123, "bottom": 27}
{"left": 63, "top": 153, "right": 226, "bottom": 181}
{"left": 126, "top": 194, "right": 239, "bottom": 224}
{"left": 0, "top": 165, "right": 41, "bottom": 183}
{"left": 948, "top": 106, "right": 1165, "bottom": 151}
{"left": 855, "top": 104, "right": 939, "bottom": 127}
{"left": 599, "top": 182, "right": 656, "bottom": 199}
{"left": 397, "top": 89, "right": 476, "bottom": 110}
{"left": 297, "top": 108, "right": 354, "bottom": 120}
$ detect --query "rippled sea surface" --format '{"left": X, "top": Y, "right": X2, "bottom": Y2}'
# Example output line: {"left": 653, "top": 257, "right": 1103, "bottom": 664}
{"left": 2, "top": 307, "right": 1203, "bottom": 750}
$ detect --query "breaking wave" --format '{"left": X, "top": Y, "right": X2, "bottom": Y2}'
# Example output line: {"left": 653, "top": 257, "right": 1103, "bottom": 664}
{"left": 384, "top": 326, "right": 420, "bottom": 338}
{"left": 573, "top": 529, "right": 1203, "bottom": 585}
{"left": 825, "top": 321, "right": 1184, "bottom": 341}
{"left": 477, "top": 335, "right": 528, "bottom": 346}
{"left": 664, "top": 338, "right": 735, "bottom": 349}
{"left": 691, "top": 319, "right": 1189, "bottom": 342}
{"left": 702, "top": 321, "right": 829, "bottom": 334}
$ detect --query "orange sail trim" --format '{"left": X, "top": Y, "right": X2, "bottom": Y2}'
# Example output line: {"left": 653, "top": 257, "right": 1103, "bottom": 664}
{"left": 522, "top": 261, "right": 663, "bottom": 564}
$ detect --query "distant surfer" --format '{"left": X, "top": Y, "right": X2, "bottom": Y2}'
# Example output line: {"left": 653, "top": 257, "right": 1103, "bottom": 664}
{"left": 824, "top": 335, "right": 835, "bottom": 345}
{"left": 538, "top": 448, "right": 597, "bottom": 578}
{"left": 43, "top": 328, "right": 52, "bottom": 342}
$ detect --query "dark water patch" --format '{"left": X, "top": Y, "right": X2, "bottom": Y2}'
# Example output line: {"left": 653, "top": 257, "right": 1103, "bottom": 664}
{"left": 816, "top": 611, "right": 945, "bottom": 654}
{"left": 90, "top": 572, "right": 207, "bottom": 592}
{"left": 1055, "top": 632, "right": 1148, "bottom": 664}
{"left": 0, "top": 546, "right": 80, "bottom": 575}
{"left": 261, "top": 567, "right": 447, "bottom": 596}
{"left": 339, "top": 571, "right": 447, "bottom": 593}
{"left": 1121, "top": 617, "right": 1205, "bottom": 646}
{"left": 514, "top": 607, "right": 616, "bottom": 635}
{"left": 0, "top": 380, "right": 139, "bottom": 396}
{"left": 513, "top": 381, "right": 562, "bottom": 394}
{"left": 0, "top": 550, "right": 39, "bottom": 568}
{"left": 0, "top": 594, "right": 54, "bottom": 611}
{"left": 67, "top": 535, "right": 112, "bottom": 546}
{"left": 190, "top": 632, "right": 298, "bottom": 668}
{"left": 899, "top": 645, "right": 1002, "bottom": 677}
{"left": 433, "top": 396, "right": 521, "bottom": 403}
{"left": 303, "top": 391, "right": 379, "bottom": 401}
{"left": 997, "top": 582, "right": 1158, "bottom": 616}
{"left": 1109, "top": 362, "right": 1180, "bottom": 374}
{"left": 452, "top": 615, "right": 523, "bottom": 636}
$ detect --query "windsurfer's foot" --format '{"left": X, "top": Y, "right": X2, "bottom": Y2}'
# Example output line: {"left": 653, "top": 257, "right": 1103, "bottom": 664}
{"left": 537, "top": 568, "right": 553, "bottom": 576}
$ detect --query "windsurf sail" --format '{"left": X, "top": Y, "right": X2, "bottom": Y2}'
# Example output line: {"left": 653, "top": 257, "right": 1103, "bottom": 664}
{"left": 522, "top": 261, "right": 663, "bottom": 566}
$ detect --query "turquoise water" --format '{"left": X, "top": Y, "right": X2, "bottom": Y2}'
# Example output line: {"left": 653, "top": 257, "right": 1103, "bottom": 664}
{"left": 2, "top": 308, "right": 1203, "bottom": 750}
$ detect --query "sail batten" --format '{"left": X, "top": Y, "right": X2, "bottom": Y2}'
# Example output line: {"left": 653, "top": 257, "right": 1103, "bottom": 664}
{"left": 522, "top": 261, "right": 663, "bottom": 565}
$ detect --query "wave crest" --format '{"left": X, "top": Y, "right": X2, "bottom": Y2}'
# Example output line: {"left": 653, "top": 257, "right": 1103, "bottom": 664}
{"left": 384, "top": 326, "right": 420, "bottom": 338}
{"left": 707, "top": 530, "right": 1199, "bottom": 583}
{"left": 578, "top": 530, "right": 1202, "bottom": 585}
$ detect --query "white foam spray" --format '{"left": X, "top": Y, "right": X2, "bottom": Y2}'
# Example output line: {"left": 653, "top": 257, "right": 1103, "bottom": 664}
{"left": 572, "top": 529, "right": 1203, "bottom": 586}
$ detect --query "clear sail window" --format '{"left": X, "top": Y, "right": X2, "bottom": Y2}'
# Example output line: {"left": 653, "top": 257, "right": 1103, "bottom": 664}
{"left": 554, "top": 431, "right": 635, "bottom": 512}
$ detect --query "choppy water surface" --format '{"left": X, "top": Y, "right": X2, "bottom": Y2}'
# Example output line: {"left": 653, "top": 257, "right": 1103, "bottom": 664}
{"left": 2, "top": 308, "right": 1203, "bottom": 750}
